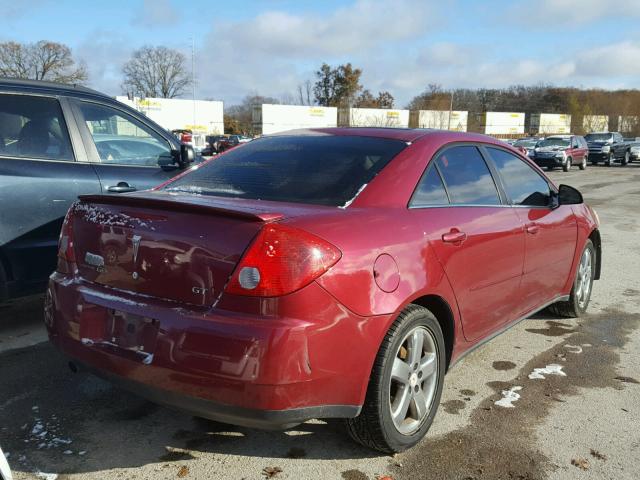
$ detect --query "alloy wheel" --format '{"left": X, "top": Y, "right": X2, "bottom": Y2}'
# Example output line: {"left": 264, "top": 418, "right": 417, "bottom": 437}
{"left": 575, "top": 248, "right": 593, "bottom": 309}
{"left": 389, "top": 326, "right": 438, "bottom": 435}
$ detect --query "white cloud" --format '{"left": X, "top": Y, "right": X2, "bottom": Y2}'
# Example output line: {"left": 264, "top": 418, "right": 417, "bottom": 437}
{"left": 76, "top": 31, "right": 133, "bottom": 95}
{"left": 132, "top": 0, "right": 179, "bottom": 28}
{"left": 212, "top": 0, "right": 434, "bottom": 57}
{"left": 513, "top": 0, "right": 640, "bottom": 25}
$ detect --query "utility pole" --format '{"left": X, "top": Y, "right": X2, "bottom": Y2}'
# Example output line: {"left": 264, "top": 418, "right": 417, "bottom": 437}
{"left": 447, "top": 90, "right": 454, "bottom": 130}
{"left": 191, "top": 37, "right": 196, "bottom": 129}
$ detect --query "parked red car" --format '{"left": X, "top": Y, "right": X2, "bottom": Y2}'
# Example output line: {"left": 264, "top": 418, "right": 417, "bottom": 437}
{"left": 45, "top": 128, "right": 601, "bottom": 453}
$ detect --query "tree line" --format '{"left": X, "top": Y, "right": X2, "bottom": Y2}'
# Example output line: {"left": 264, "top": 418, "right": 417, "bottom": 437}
{"left": 3, "top": 40, "right": 640, "bottom": 135}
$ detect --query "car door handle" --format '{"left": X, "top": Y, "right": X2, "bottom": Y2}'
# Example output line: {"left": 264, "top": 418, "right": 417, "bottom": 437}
{"left": 442, "top": 229, "right": 467, "bottom": 244}
{"left": 107, "top": 182, "right": 137, "bottom": 193}
{"left": 526, "top": 223, "right": 540, "bottom": 235}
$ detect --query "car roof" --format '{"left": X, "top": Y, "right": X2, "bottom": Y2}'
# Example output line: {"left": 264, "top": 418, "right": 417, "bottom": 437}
{"left": 269, "top": 127, "right": 448, "bottom": 142}
{"left": 0, "top": 77, "right": 107, "bottom": 97}
{"left": 546, "top": 135, "right": 572, "bottom": 139}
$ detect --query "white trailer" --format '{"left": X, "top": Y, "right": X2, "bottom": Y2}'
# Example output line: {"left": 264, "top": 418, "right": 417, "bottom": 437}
{"left": 480, "top": 112, "right": 525, "bottom": 135}
{"left": 409, "top": 110, "right": 468, "bottom": 131}
{"left": 617, "top": 115, "right": 639, "bottom": 133}
{"left": 253, "top": 104, "right": 338, "bottom": 135}
{"left": 115, "top": 96, "right": 225, "bottom": 135}
{"left": 529, "top": 113, "right": 571, "bottom": 134}
{"left": 582, "top": 115, "right": 609, "bottom": 132}
{"left": 338, "top": 108, "right": 410, "bottom": 128}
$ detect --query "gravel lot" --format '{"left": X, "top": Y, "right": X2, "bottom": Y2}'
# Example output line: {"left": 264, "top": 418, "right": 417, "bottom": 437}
{"left": 1, "top": 162, "right": 639, "bottom": 480}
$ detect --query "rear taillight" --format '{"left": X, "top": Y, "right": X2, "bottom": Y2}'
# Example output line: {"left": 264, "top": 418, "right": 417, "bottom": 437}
{"left": 225, "top": 223, "right": 341, "bottom": 297}
{"left": 57, "top": 209, "right": 76, "bottom": 274}
{"left": 181, "top": 133, "right": 193, "bottom": 143}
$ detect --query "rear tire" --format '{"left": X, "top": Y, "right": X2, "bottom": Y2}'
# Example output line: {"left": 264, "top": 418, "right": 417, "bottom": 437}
{"left": 622, "top": 150, "right": 629, "bottom": 166}
{"left": 563, "top": 157, "right": 572, "bottom": 172}
{"left": 579, "top": 156, "right": 587, "bottom": 170}
{"left": 548, "top": 239, "right": 595, "bottom": 318}
{"left": 345, "top": 304, "right": 446, "bottom": 453}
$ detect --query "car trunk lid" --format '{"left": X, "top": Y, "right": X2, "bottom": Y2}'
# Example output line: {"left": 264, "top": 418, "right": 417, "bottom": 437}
{"left": 70, "top": 192, "right": 287, "bottom": 307}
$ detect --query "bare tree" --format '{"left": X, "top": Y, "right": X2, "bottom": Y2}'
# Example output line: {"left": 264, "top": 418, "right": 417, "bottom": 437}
{"left": 297, "top": 80, "right": 313, "bottom": 105}
{"left": 0, "top": 40, "right": 87, "bottom": 84}
{"left": 122, "top": 46, "right": 191, "bottom": 99}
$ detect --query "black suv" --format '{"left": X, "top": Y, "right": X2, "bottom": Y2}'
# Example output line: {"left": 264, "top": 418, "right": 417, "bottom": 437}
{"left": 0, "top": 79, "right": 196, "bottom": 301}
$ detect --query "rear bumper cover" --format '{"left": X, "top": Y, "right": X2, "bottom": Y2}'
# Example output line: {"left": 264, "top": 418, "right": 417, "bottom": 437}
{"left": 71, "top": 359, "right": 359, "bottom": 429}
{"left": 46, "top": 273, "right": 388, "bottom": 429}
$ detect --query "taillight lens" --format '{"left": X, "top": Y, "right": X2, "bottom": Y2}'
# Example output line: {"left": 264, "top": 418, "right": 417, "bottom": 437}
{"left": 225, "top": 224, "right": 341, "bottom": 297}
{"left": 57, "top": 209, "right": 76, "bottom": 274}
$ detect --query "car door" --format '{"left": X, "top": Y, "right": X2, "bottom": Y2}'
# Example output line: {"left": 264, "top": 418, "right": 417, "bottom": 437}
{"left": 485, "top": 146, "right": 577, "bottom": 314}
{"left": 411, "top": 145, "right": 525, "bottom": 341}
{"left": 69, "top": 99, "right": 181, "bottom": 194}
{"left": 570, "top": 136, "right": 585, "bottom": 163}
{"left": 0, "top": 92, "right": 101, "bottom": 297}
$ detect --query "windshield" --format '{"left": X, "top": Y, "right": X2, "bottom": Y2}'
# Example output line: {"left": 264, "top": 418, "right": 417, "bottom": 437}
{"left": 164, "top": 134, "right": 407, "bottom": 206}
{"left": 514, "top": 139, "right": 538, "bottom": 148}
{"left": 537, "top": 138, "right": 570, "bottom": 148}
{"left": 585, "top": 133, "right": 612, "bottom": 142}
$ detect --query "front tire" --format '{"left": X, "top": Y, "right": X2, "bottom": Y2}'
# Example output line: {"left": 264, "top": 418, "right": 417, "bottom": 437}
{"left": 548, "top": 239, "right": 595, "bottom": 318}
{"left": 345, "top": 305, "right": 446, "bottom": 453}
{"left": 563, "top": 157, "right": 572, "bottom": 172}
{"left": 605, "top": 153, "right": 613, "bottom": 166}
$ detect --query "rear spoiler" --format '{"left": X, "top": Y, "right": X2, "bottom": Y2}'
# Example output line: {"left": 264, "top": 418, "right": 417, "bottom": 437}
{"left": 77, "top": 193, "right": 284, "bottom": 223}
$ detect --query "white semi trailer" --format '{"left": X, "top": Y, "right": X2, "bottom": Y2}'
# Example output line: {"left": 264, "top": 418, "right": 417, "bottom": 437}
{"left": 115, "top": 96, "right": 224, "bottom": 135}
{"left": 480, "top": 112, "right": 526, "bottom": 135}
{"left": 529, "top": 113, "right": 571, "bottom": 134}
{"left": 409, "top": 110, "right": 468, "bottom": 131}
{"left": 253, "top": 104, "right": 338, "bottom": 135}
{"left": 338, "top": 108, "right": 410, "bottom": 128}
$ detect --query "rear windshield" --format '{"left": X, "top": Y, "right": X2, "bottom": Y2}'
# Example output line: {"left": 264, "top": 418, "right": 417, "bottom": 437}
{"left": 164, "top": 134, "right": 407, "bottom": 206}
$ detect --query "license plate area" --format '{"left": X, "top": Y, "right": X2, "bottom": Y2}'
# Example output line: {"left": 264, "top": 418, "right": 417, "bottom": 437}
{"left": 79, "top": 306, "right": 159, "bottom": 364}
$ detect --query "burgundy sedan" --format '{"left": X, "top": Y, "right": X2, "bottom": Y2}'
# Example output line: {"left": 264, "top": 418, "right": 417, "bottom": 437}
{"left": 45, "top": 128, "right": 601, "bottom": 453}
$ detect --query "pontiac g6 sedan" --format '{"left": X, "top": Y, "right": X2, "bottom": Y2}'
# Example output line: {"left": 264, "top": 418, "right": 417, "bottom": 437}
{"left": 46, "top": 128, "right": 601, "bottom": 453}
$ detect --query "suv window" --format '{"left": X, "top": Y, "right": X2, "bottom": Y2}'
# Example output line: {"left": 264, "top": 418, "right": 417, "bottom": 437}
{"left": 487, "top": 147, "right": 551, "bottom": 207}
{"left": 0, "top": 94, "right": 73, "bottom": 161}
{"left": 164, "top": 135, "right": 407, "bottom": 206}
{"left": 77, "top": 101, "right": 172, "bottom": 167}
{"left": 434, "top": 146, "right": 500, "bottom": 205}
{"left": 411, "top": 166, "right": 449, "bottom": 207}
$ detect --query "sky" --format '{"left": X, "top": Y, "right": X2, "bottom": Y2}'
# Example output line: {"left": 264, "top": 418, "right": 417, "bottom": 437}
{"left": 2, "top": 0, "right": 640, "bottom": 108}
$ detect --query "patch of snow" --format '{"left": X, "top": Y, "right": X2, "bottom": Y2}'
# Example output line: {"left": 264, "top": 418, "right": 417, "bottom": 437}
{"left": 78, "top": 451, "right": 87, "bottom": 456}
{"left": 564, "top": 344, "right": 583, "bottom": 354}
{"left": 528, "top": 364, "right": 567, "bottom": 380}
{"left": 495, "top": 386, "right": 523, "bottom": 408}
{"left": 35, "top": 472, "right": 58, "bottom": 480}
{"left": 62, "top": 450, "right": 73, "bottom": 455}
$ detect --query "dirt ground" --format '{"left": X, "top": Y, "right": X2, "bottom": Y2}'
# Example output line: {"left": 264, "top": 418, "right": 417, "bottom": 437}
{"left": 1, "top": 162, "right": 639, "bottom": 480}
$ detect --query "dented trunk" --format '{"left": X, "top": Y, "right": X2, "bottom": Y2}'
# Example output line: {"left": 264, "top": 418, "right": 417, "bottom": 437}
{"left": 69, "top": 193, "right": 276, "bottom": 307}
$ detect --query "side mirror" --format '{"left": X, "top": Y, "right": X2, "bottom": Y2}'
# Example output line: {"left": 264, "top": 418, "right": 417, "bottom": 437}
{"left": 558, "top": 184, "right": 583, "bottom": 205}
{"left": 180, "top": 144, "right": 195, "bottom": 168}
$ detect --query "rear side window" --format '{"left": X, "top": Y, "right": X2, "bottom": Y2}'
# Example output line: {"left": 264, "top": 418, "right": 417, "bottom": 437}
{"left": 435, "top": 146, "right": 500, "bottom": 205}
{"left": 0, "top": 94, "right": 73, "bottom": 161}
{"left": 487, "top": 147, "right": 551, "bottom": 207}
{"left": 411, "top": 167, "right": 449, "bottom": 206}
{"left": 164, "top": 135, "right": 407, "bottom": 206}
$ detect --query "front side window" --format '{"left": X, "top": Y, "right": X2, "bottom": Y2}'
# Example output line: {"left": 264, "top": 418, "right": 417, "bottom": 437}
{"left": 77, "top": 101, "right": 172, "bottom": 167}
{"left": 411, "top": 166, "right": 449, "bottom": 207}
{"left": 164, "top": 135, "right": 407, "bottom": 206}
{"left": 434, "top": 146, "right": 501, "bottom": 205}
{"left": 487, "top": 147, "right": 551, "bottom": 207}
{"left": 0, "top": 94, "right": 73, "bottom": 161}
